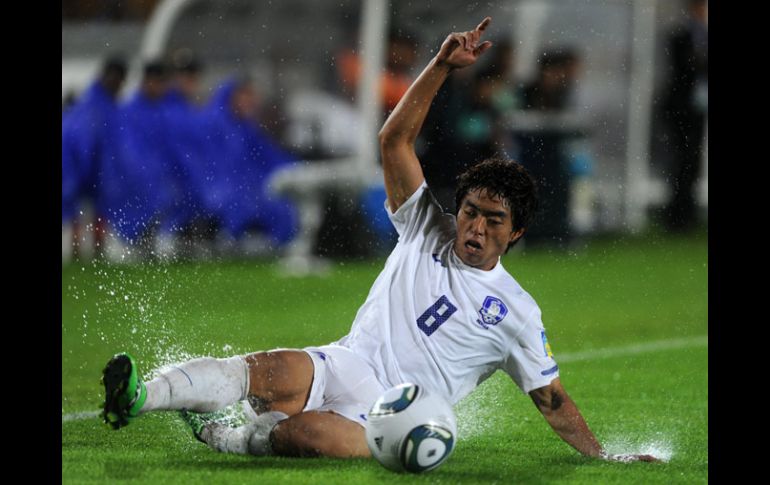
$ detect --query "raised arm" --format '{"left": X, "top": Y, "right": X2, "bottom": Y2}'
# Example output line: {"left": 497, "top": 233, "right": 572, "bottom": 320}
{"left": 529, "top": 378, "right": 660, "bottom": 462}
{"left": 379, "top": 17, "right": 493, "bottom": 213}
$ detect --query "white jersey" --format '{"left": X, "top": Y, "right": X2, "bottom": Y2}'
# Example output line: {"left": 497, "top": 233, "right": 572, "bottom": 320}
{"left": 336, "top": 182, "right": 559, "bottom": 405}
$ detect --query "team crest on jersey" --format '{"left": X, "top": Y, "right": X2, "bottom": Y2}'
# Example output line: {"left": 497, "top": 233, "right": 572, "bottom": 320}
{"left": 476, "top": 296, "right": 508, "bottom": 329}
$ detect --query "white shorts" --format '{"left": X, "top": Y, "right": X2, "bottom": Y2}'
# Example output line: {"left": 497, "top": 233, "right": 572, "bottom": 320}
{"left": 302, "top": 344, "right": 386, "bottom": 427}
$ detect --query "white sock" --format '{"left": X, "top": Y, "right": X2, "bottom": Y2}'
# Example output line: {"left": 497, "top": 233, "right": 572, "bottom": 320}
{"left": 200, "top": 411, "right": 288, "bottom": 455}
{"left": 140, "top": 356, "right": 249, "bottom": 414}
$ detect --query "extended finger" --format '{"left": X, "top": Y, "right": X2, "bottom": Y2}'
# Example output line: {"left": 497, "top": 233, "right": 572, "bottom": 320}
{"left": 475, "top": 16, "right": 491, "bottom": 33}
{"left": 473, "top": 40, "right": 493, "bottom": 57}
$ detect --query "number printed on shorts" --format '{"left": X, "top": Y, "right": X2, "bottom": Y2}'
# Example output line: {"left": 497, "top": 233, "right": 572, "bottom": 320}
{"left": 416, "top": 295, "right": 457, "bottom": 336}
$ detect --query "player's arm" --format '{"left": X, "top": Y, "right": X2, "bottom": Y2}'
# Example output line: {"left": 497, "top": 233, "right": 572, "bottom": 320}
{"left": 529, "top": 378, "right": 660, "bottom": 462}
{"left": 378, "top": 17, "right": 493, "bottom": 213}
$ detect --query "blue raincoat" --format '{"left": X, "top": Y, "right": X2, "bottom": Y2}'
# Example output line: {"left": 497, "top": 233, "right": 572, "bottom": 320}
{"left": 61, "top": 81, "right": 120, "bottom": 222}
{"left": 197, "top": 80, "right": 298, "bottom": 245}
{"left": 158, "top": 88, "right": 208, "bottom": 233}
{"left": 100, "top": 90, "right": 179, "bottom": 243}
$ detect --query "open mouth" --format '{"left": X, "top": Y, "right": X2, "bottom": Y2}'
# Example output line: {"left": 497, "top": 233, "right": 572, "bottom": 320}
{"left": 465, "top": 240, "right": 483, "bottom": 253}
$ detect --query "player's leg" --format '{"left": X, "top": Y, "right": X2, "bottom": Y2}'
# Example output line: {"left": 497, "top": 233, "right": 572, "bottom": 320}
{"left": 144, "top": 349, "right": 314, "bottom": 415}
{"left": 179, "top": 345, "right": 379, "bottom": 458}
{"left": 182, "top": 409, "right": 369, "bottom": 458}
{"left": 101, "top": 349, "right": 313, "bottom": 429}
{"left": 101, "top": 352, "right": 249, "bottom": 429}
{"left": 270, "top": 410, "right": 370, "bottom": 458}
{"left": 180, "top": 408, "right": 289, "bottom": 455}
{"left": 265, "top": 346, "right": 379, "bottom": 457}
{"left": 243, "top": 350, "right": 315, "bottom": 416}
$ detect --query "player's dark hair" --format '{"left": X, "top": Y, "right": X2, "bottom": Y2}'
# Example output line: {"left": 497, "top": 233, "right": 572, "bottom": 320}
{"left": 454, "top": 155, "right": 538, "bottom": 251}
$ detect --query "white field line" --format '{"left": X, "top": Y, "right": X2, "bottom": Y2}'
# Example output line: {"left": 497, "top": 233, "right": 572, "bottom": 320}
{"left": 557, "top": 334, "right": 707, "bottom": 364}
{"left": 62, "top": 410, "right": 100, "bottom": 422}
{"left": 62, "top": 335, "right": 707, "bottom": 424}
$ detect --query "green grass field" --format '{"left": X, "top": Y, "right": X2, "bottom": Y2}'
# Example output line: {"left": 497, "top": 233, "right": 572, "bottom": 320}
{"left": 62, "top": 230, "right": 708, "bottom": 484}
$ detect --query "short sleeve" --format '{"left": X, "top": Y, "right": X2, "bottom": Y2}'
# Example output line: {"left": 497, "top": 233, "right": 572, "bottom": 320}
{"left": 501, "top": 308, "right": 560, "bottom": 394}
{"left": 385, "top": 181, "right": 445, "bottom": 243}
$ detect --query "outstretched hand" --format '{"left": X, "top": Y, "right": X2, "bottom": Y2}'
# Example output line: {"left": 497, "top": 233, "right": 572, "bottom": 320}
{"left": 435, "top": 17, "right": 493, "bottom": 69}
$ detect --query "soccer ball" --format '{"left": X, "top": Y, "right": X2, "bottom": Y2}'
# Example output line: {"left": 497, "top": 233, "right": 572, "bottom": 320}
{"left": 365, "top": 383, "right": 457, "bottom": 473}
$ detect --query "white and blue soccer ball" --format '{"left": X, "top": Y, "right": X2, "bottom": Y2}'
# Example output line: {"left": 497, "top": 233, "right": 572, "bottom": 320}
{"left": 365, "top": 383, "right": 457, "bottom": 473}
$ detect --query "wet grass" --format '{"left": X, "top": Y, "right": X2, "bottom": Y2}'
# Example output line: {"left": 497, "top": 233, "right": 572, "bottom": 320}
{"left": 62, "top": 229, "right": 707, "bottom": 484}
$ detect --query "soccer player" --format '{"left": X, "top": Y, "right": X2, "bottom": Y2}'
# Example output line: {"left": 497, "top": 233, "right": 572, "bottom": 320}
{"left": 102, "top": 17, "right": 657, "bottom": 463}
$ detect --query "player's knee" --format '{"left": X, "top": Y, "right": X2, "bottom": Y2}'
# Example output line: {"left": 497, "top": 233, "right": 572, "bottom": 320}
{"left": 245, "top": 350, "right": 309, "bottom": 382}
{"left": 244, "top": 350, "right": 313, "bottom": 414}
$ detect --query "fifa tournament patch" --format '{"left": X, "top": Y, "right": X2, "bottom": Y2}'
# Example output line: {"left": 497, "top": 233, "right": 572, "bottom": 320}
{"left": 541, "top": 331, "right": 553, "bottom": 358}
{"left": 476, "top": 296, "right": 508, "bottom": 329}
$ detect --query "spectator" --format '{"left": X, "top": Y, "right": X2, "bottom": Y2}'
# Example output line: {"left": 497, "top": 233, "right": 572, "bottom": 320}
{"left": 166, "top": 48, "right": 205, "bottom": 110}
{"left": 336, "top": 28, "right": 419, "bottom": 116}
{"left": 100, "top": 60, "right": 178, "bottom": 255}
{"left": 521, "top": 48, "right": 580, "bottom": 111}
{"left": 62, "top": 55, "right": 127, "bottom": 261}
{"left": 517, "top": 47, "right": 584, "bottom": 248}
{"left": 160, "top": 49, "right": 213, "bottom": 254}
{"left": 198, "top": 76, "right": 298, "bottom": 253}
{"left": 662, "top": 0, "right": 708, "bottom": 232}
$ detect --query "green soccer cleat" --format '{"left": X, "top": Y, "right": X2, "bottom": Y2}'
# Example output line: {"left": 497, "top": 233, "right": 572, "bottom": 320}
{"left": 179, "top": 409, "right": 216, "bottom": 444}
{"left": 100, "top": 352, "right": 147, "bottom": 430}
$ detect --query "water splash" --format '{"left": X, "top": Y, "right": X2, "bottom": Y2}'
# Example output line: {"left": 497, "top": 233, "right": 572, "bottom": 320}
{"left": 454, "top": 375, "right": 516, "bottom": 441}
{"left": 603, "top": 434, "right": 674, "bottom": 462}
{"left": 64, "top": 234, "right": 227, "bottom": 402}
{"left": 145, "top": 346, "right": 201, "bottom": 381}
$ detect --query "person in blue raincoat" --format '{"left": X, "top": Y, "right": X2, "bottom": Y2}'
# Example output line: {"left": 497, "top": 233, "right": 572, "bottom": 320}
{"left": 100, "top": 61, "right": 178, "bottom": 245}
{"left": 159, "top": 50, "right": 210, "bottom": 240}
{"left": 62, "top": 56, "right": 126, "bottom": 228}
{"left": 198, "top": 76, "right": 298, "bottom": 248}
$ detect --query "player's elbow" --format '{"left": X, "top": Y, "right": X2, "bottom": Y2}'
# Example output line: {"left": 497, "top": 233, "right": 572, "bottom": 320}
{"left": 378, "top": 125, "right": 413, "bottom": 150}
{"left": 378, "top": 126, "right": 398, "bottom": 148}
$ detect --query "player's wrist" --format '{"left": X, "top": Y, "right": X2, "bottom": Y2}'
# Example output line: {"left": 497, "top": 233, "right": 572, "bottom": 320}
{"left": 431, "top": 56, "right": 456, "bottom": 74}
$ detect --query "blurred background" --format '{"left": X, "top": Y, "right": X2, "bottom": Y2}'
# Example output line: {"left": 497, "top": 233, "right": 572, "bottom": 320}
{"left": 62, "top": 0, "right": 707, "bottom": 273}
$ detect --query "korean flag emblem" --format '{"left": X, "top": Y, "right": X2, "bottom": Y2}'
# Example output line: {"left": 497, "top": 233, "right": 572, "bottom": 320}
{"left": 477, "top": 296, "right": 508, "bottom": 328}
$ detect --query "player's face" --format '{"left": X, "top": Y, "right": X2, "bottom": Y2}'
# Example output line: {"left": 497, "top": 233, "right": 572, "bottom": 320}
{"left": 454, "top": 189, "right": 524, "bottom": 271}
